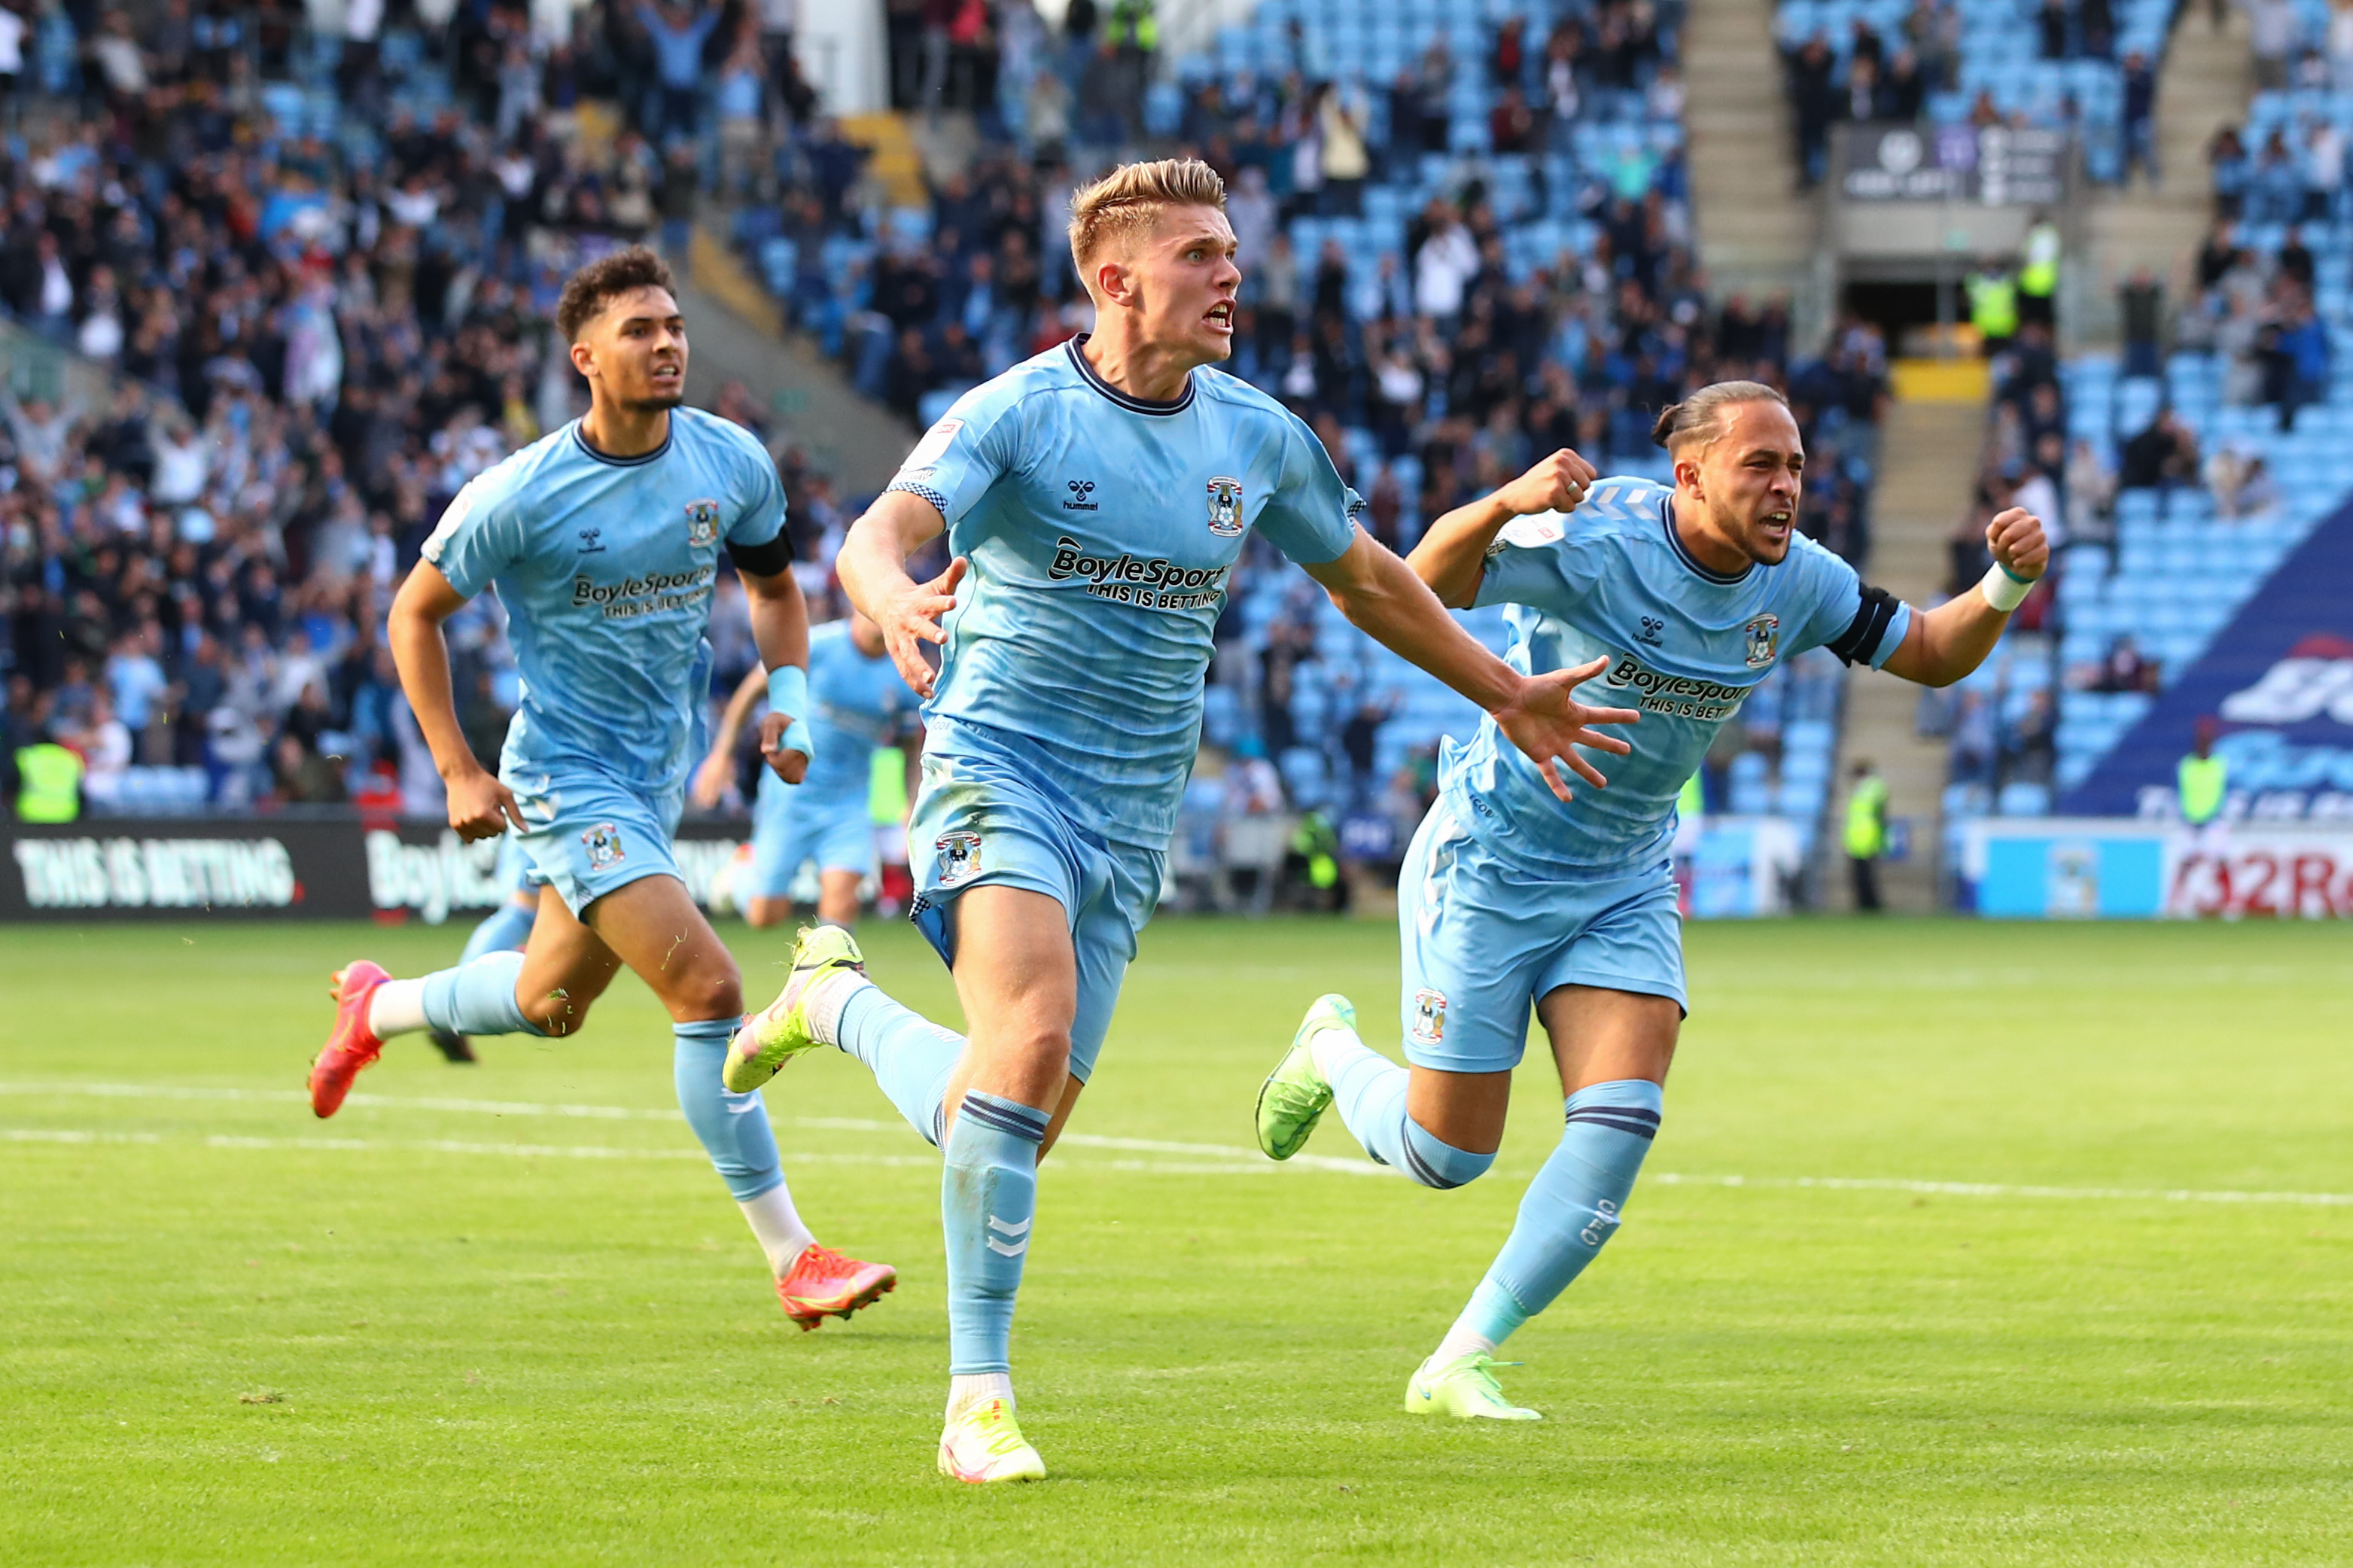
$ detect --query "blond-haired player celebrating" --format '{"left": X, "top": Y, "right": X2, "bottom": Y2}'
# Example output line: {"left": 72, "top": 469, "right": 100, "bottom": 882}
{"left": 721, "top": 159, "right": 1642, "bottom": 1482}
{"left": 1255, "top": 382, "right": 2048, "bottom": 1419}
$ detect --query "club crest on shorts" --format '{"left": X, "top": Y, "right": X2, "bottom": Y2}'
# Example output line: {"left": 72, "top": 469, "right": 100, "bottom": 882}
{"left": 1742, "top": 612, "right": 1780, "bottom": 669}
{"left": 683, "top": 498, "right": 721, "bottom": 548}
{"left": 935, "top": 830, "right": 982, "bottom": 888}
{"left": 1410, "top": 988, "right": 1447, "bottom": 1045}
{"left": 580, "top": 822, "right": 626, "bottom": 870}
{"left": 1205, "top": 475, "right": 1246, "bottom": 537}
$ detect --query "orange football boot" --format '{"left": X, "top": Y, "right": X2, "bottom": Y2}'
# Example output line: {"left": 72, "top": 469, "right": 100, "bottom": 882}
{"left": 776, "top": 1244, "right": 897, "bottom": 1330}
{"left": 309, "top": 961, "right": 391, "bottom": 1118}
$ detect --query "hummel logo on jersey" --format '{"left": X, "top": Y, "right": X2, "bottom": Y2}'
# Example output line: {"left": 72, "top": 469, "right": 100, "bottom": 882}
{"left": 577, "top": 526, "right": 604, "bottom": 553}
{"left": 1637, "top": 614, "right": 1666, "bottom": 647}
{"left": 1063, "top": 480, "right": 1098, "bottom": 512}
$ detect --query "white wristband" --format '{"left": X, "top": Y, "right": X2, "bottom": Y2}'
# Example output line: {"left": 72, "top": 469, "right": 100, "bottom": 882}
{"left": 1979, "top": 562, "right": 2035, "bottom": 613}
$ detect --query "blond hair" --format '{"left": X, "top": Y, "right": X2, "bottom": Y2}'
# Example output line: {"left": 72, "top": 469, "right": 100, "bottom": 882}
{"left": 1066, "top": 158, "right": 1228, "bottom": 285}
{"left": 1651, "top": 380, "right": 1790, "bottom": 456}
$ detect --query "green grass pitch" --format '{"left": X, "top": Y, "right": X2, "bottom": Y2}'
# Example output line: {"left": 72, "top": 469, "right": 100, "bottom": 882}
{"left": 4, "top": 915, "right": 2351, "bottom": 1565}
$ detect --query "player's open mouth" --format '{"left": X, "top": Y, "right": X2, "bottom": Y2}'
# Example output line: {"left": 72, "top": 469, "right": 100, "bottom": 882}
{"left": 1760, "top": 510, "right": 1791, "bottom": 539}
{"left": 1204, "top": 303, "right": 1233, "bottom": 333}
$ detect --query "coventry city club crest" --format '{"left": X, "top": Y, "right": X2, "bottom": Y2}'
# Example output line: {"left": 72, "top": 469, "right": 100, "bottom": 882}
{"left": 580, "top": 822, "right": 626, "bottom": 870}
{"left": 1742, "top": 613, "right": 1781, "bottom": 670}
{"left": 935, "top": 830, "right": 982, "bottom": 888}
{"left": 1205, "top": 475, "right": 1246, "bottom": 537}
{"left": 683, "top": 498, "right": 721, "bottom": 548}
{"left": 1410, "top": 988, "right": 1447, "bottom": 1045}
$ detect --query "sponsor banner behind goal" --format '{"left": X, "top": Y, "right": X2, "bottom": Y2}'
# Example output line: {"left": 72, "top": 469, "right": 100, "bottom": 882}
{"left": 1960, "top": 818, "right": 2353, "bottom": 918}
{"left": 2062, "top": 493, "right": 2353, "bottom": 824}
{"left": 0, "top": 818, "right": 747, "bottom": 923}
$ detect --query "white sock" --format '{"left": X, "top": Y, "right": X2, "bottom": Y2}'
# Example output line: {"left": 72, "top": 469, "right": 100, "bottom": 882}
{"left": 1432, "top": 1320, "right": 1500, "bottom": 1366}
{"left": 738, "top": 1185, "right": 817, "bottom": 1277}
{"left": 803, "top": 969, "right": 870, "bottom": 1047}
{"left": 367, "top": 978, "right": 431, "bottom": 1038}
{"left": 1307, "top": 1017, "right": 1374, "bottom": 1082}
{"left": 946, "top": 1372, "right": 1015, "bottom": 1421}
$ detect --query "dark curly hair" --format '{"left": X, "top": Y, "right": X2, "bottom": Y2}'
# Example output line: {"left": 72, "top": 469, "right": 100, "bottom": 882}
{"left": 554, "top": 245, "right": 677, "bottom": 343}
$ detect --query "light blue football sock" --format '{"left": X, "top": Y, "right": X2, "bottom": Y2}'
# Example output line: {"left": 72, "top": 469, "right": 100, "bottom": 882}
{"left": 1461, "top": 1079, "right": 1664, "bottom": 1347}
{"left": 1323, "top": 1033, "right": 1494, "bottom": 1189}
{"left": 673, "top": 1018, "right": 784, "bottom": 1201}
{"left": 837, "top": 982, "right": 965, "bottom": 1146}
{"left": 419, "top": 950, "right": 547, "bottom": 1038}
{"left": 942, "top": 1091, "right": 1049, "bottom": 1375}
{"left": 458, "top": 899, "right": 537, "bottom": 964}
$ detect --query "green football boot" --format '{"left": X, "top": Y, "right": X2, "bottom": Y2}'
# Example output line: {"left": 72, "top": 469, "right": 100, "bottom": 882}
{"left": 1405, "top": 1352, "right": 1543, "bottom": 1420}
{"left": 724, "top": 925, "right": 865, "bottom": 1092}
{"left": 1255, "top": 993, "right": 1356, "bottom": 1161}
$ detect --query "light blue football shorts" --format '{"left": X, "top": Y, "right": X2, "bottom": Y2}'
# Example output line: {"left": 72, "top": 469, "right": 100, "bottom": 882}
{"left": 506, "top": 763, "right": 687, "bottom": 917}
{"left": 906, "top": 729, "right": 1163, "bottom": 1085}
{"left": 493, "top": 833, "right": 546, "bottom": 899}
{"left": 1397, "top": 799, "right": 1686, "bottom": 1075}
{"left": 746, "top": 771, "right": 877, "bottom": 898}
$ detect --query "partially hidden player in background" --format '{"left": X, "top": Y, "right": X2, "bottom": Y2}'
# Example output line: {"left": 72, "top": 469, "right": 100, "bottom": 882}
{"left": 304, "top": 248, "right": 897, "bottom": 1332}
{"left": 419, "top": 838, "right": 543, "bottom": 1064}
{"left": 693, "top": 607, "right": 919, "bottom": 930}
{"left": 716, "top": 158, "right": 1639, "bottom": 1483}
{"left": 1255, "top": 380, "right": 2049, "bottom": 1419}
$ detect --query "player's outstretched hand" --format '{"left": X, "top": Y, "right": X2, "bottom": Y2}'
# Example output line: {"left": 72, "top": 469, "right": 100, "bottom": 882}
{"left": 1490, "top": 654, "right": 1641, "bottom": 802}
{"left": 756, "top": 710, "right": 810, "bottom": 785}
{"left": 1986, "top": 506, "right": 2050, "bottom": 581}
{"left": 1492, "top": 448, "right": 1599, "bottom": 518}
{"left": 446, "top": 763, "right": 525, "bottom": 842}
{"left": 881, "top": 555, "right": 967, "bottom": 699}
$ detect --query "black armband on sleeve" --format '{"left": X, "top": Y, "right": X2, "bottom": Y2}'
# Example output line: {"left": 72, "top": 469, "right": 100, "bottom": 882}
{"left": 1825, "top": 584, "right": 1900, "bottom": 667}
{"left": 726, "top": 534, "right": 795, "bottom": 578}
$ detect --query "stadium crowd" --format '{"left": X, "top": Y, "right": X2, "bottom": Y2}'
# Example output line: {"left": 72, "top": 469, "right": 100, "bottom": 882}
{"left": 0, "top": 0, "right": 851, "bottom": 820}
{"left": 741, "top": 0, "right": 1889, "bottom": 873}
{"left": 2, "top": 0, "right": 1886, "bottom": 902}
{"left": 1928, "top": 0, "right": 2353, "bottom": 830}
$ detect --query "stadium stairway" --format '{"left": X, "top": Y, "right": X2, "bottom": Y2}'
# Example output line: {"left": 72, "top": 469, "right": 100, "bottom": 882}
{"left": 677, "top": 224, "right": 913, "bottom": 493}
{"left": 1687, "top": 0, "right": 1825, "bottom": 343}
{"left": 1828, "top": 391, "right": 1987, "bottom": 909}
{"left": 2079, "top": 8, "right": 2253, "bottom": 343}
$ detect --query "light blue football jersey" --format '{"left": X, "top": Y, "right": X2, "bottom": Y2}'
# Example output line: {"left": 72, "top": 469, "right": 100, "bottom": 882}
{"left": 422, "top": 408, "right": 785, "bottom": 794}
{"left": 795, "top": 619, "right": 913, "bottom": 803}
{"left": 1450, "top": 476, "right": 1911, "bottom": 873}
{"left": 885, "top": 336, "right": 1360, "bottom": 847}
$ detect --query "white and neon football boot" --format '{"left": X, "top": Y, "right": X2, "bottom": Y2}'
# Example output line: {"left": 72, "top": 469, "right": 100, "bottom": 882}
{"left": 1406, "top": 1351, "right": 1543, "bottom": 1421}
{"left": 1255, "top": 993, "right": 1355, "bottom": 1161}
{"left": 937, "top": 1398, "right": 1047, "bottom": 1484}
{"left": 725, "top": 924, "right": 865, "bottom": 1093}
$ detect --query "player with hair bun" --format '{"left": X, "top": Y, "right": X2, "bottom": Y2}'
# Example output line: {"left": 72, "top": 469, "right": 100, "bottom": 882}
{"left": 1256, "top": 380, "right": 2049, "bottom": 1420}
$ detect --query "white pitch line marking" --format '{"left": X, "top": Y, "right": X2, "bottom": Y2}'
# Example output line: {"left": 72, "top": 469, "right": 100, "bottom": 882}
{"left": 10, "top": 1085, "right": 2349, "bottom": 1206}
{"left": 1, "top": 1126, "right": 1304, "bottom": 1176}
{"left": 1648, "top": 1172, "right": 2353, "bottom": 1207}
{"left": 0, "top": 1083, "right": 1383, "bottom": 1176}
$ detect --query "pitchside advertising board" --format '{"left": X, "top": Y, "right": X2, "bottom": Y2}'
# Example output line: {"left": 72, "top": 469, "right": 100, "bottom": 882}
{"left": 1, "top": 819, "right": 747, "bottom": 922}
{"left": 1960, "top": 818, "right": 2353, "bottom": 918}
